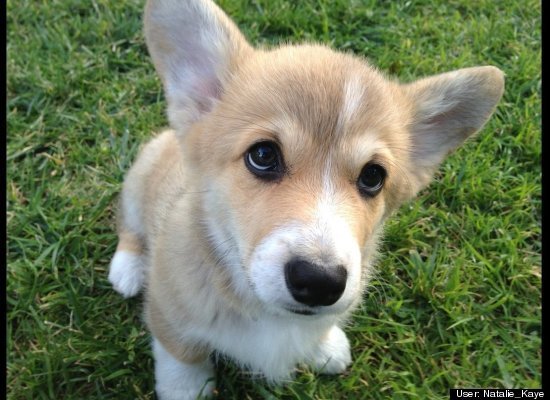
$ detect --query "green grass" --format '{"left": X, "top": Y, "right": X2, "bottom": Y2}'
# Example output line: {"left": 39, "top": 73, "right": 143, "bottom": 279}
{"left": 7, "top": 0, "right": 540, "bottom": 399}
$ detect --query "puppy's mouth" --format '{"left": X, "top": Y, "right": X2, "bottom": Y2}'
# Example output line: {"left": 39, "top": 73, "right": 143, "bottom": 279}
{"left": 284, "top": 307, "right": 317, "bottom": 316}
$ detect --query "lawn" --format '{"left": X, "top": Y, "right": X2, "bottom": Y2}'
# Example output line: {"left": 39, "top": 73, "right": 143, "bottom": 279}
{"left": 7, "top": 0, "right": 541, "bottom": 399}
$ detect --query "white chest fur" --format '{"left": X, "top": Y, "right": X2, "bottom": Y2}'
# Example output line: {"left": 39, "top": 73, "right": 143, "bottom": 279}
{"left": 197, "top": 312, "right": 339, "bottom": 381}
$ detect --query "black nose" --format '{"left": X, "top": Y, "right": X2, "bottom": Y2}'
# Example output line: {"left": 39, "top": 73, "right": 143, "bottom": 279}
{"left": 284, "top": 259, "right": 347, "bottom": 307}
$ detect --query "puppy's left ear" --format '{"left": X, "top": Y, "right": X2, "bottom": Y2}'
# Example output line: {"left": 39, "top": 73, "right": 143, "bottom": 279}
{"left": 403, "top": 66, "right": 505, "bottom": 191}
{"left": 144, "top": 0, "right": 253, "bottom": 132}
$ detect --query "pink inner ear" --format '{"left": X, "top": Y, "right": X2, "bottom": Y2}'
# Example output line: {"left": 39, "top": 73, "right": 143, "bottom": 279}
{"left": 191, "top": 77, "right": 222, "bottom": 114}
{"left": 184, "top": 47, "right": 224, "bottom": 114}
{"left": 422, "top": 101, "right": 469, "bottom": 128}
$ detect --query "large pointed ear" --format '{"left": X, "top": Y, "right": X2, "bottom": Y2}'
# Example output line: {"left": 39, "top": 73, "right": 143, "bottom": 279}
{"left": 144, "top": 0, "right": 253, "bottom": 132}
{"left": 403, "top": 66, "right": 505, "bottom": 190}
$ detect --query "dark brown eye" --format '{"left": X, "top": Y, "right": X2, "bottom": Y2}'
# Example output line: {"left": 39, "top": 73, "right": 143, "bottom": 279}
{"left": 357, "top": 163, "right": 386, "bottom": 197}
{"left": 245, "top": 141, "right": 285, "bottom": 181}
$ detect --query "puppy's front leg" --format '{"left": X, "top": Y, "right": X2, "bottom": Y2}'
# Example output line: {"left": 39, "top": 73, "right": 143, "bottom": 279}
{"left": 153, "top": 338, "right": 215, "bottom": 400}
{"left": 308, "top": 325, "right": 352, "bottom": 375}
{"left": 108, "top": 231, "right": 146, "bottom": 298}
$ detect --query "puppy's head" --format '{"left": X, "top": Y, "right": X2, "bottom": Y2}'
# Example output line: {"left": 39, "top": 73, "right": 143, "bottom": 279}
{"left": 144, "top": 0, "right": 504, "bottom": 317}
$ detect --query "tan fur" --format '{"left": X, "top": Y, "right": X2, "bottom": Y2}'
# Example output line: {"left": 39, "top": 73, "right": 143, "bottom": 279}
{"left": 110, "top": 0, "right": 504, "bottom": 394}
{"left": 115, "top": 230, "right": 144, "bottom": 254}
{"left": 147, "top": 295, "right": 211, "bottom": 364}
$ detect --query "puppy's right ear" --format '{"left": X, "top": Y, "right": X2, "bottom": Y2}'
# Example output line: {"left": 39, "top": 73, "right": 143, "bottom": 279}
{"left": 144, "top": 0, "right": 252, "bottom": 132}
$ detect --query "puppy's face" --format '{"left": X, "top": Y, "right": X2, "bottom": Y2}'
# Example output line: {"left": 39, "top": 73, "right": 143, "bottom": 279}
{"left": 144, "top": 0, "right": 504, "bottom": 317}
{"left": 190, "top": 47, "right": 415, "bottom": 317}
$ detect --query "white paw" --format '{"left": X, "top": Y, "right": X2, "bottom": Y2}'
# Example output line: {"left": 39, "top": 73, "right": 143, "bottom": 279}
{"left": 308, "top": 326, "right": 352, "bottom": 375}
{"left": 154, "top": 339, "right": 215, "bottom": 400}
{"left": 108, "top": 250, "right": 145, "bottom": 298}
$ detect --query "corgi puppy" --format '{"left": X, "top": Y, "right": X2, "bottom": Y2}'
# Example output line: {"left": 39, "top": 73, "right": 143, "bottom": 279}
{"left": 108, "top": 0, "right": 504, "bottom": 398}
